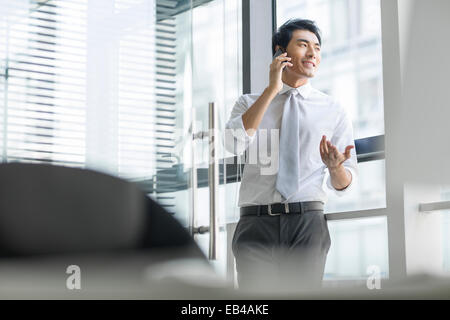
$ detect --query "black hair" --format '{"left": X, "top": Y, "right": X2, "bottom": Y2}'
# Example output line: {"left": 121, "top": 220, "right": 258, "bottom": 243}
{"left": 272, "top": 19, "right": 322, "bottom": 55}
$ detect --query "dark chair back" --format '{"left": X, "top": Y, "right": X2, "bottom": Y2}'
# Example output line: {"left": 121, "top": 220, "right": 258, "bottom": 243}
{"left": 0, "top": 163, "right": 203, "bottom": 258}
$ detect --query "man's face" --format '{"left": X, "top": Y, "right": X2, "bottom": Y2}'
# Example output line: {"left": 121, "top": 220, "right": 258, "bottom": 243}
{"left": 284, "top": 29, "right": 321, "bottom": 78}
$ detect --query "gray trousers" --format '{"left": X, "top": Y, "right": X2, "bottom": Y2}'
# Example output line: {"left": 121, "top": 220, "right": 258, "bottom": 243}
{"left": 232, "top": 208, "right": 331, "bottom": 291}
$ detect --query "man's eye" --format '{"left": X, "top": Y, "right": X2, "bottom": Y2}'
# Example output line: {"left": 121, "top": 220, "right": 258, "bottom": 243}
{"left": 316, "top": 47, "right": 321, "bottom": 51}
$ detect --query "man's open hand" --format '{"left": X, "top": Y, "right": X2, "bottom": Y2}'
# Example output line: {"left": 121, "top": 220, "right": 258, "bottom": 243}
{"left": 319, "top": 135, "right": 354, "bottom": 169}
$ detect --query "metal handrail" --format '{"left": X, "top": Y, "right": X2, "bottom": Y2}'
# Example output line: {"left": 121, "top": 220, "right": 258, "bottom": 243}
{"left": 191, "top": 102, "right": 219, "bottom": 260}
{"left": 208, "top": 102, "right": 219, "bottom": 260}
{"left": 419, "top": 201, "right": 450, "bottom": 212}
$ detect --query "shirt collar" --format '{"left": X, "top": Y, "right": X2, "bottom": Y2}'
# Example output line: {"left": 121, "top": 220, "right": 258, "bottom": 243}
{"left": 279, "top": 81, "right": 313, "bottom": 99}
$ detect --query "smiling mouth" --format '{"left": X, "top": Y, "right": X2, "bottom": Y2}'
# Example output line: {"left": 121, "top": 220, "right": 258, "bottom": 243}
{"left": 302, "top": 61, "right": 315, "bottom": 67}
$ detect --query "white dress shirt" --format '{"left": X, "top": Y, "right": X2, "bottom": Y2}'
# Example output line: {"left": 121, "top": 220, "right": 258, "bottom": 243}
{"left": 224, "top": 81, "right": 358, "bottom": 207}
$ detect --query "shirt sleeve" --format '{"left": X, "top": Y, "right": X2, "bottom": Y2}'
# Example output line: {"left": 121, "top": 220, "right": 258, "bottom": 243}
{"left": 324, "top": 106, "right": 359, "bottom": 196}
{"left": 223, "top": 95, "right": 256, "bottom": 156}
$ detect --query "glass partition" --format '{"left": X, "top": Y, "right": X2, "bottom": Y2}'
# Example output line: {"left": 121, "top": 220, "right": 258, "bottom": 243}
{"left": 324, "top": 216, "right": 389, "bottom": 281}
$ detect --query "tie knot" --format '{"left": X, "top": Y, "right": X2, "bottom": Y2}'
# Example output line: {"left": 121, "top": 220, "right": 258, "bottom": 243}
{"left": 286, "top": 88, "right": 298, "bottom": 96}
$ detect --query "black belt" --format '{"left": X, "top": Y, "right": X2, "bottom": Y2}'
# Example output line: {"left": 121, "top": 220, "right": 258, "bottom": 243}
{"left": 240, "top": 201, "right": 324, "bottom": 217}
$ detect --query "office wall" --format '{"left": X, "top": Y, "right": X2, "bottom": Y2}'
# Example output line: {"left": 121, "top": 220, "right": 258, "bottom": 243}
{"left": 396, "top": 0, "right": 450, "bottom": 185}
{"left": 387, "top": 0, "right": 450, "bottom": 276}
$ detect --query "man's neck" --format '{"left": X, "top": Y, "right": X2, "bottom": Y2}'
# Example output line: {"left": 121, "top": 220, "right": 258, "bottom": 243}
{"left": 281, "top": 74, "right": 309, "bottom": 88}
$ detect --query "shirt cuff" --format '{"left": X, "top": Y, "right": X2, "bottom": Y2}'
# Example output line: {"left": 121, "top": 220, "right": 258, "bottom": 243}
{"left": 224, "top": 115, "right": 257, "bottom": 156}
{"left": 238, "top": 115, "right": 256, "bottom": 141}
{"left": 226, "top": 115, "right": 256, "bottom": 142}
{"left": 324, "top": 165, "right": 357, "bottom": 197}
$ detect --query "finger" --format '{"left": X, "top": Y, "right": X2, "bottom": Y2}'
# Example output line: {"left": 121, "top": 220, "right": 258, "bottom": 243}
{"left": 344, "top": 145, "right": 354, "bottom": 159}
{"left": 272, "top": 54, "right": 289, "bottom": 67}
{"left": 273, "top": 52, "right": 287, "bottom": 60}
{"left": 332, "top": 145, "right": 340, "bottom": 161}
{"left": 322, "top": 139, "right": 328, "bottom": 159}
{"left": 320, "top": 136, "right": 325, "bottom": 155}
{"left": 329, "top": 141, "right": 338, "bottom": 153}
{"left": 278, "top": 57, "right": 292, "bottom": 68}
{"left": 277, "top": 55, "right": 291, "bottom": 61}
{"left": 277, "top": 57, "right": 291, "bottom": 65}
{"left": 280, "top": 61, "right": 294, "bottom": 68}
{"left": 322, "top": 136, "right": 328, "bottom": 154}
{"left": 323, "top": 137, "right": 329, "bottom": 153}
{"left": 329, "top": 143, "right": 337, "bottom": 157}
{"left": 319, "top": 139, "right": 324, "bottom": 157}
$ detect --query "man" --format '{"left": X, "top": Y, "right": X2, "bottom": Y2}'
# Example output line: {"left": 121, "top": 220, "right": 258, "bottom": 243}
{"left": 224, "top": 19, "right": 358, "bottom": 291}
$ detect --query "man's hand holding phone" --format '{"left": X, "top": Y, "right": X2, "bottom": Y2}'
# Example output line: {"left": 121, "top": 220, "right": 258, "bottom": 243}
{"left": 241, "top": 50, "right": 292, "bottom": 134}
{"left": 268, "top": 50, "right": 293, "bottom": 94}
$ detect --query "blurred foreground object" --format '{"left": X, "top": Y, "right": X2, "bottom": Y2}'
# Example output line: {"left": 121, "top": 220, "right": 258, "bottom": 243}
{"left": 0, "top": 163, "right": 209, "bottom": 298}
{"left": 1, "top": 163, "right": 450, "bottom": 299}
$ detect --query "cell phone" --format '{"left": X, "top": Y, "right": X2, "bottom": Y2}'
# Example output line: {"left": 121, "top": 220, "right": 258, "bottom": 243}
{"left": 273, "top": 48, "right": 284, "bottom": 59}
{"left": 273, "top": 49, "right": 287, "bottom": 70}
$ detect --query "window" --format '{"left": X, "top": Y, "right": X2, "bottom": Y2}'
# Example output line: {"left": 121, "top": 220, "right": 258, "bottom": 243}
{"left": 276, "top": 0, "right": 386, "bottom": 213}
{"left": 277, "top": 0, "right": 385, "bottom": 139}
{"left": 325, "top": 216, "right": 389, "bottom": 280}
{"left": 0, "top": 0, "right": 179, "bottom": 207}
{"left": 1, "top": 1, "right": 88, "bottom": 166}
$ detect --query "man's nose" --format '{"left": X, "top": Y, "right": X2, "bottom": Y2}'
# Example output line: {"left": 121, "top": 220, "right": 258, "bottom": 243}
{"left": 306, "top": 47, "right": 316, "bottom": 58}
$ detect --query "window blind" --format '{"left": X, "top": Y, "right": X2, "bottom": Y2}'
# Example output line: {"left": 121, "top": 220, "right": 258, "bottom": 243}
{"left": 0, "top": 0, "right": 218, "bottom": 214}
{"left": 0, "top": 0, "right": 178, "bottom": 181}
{"left": 1, "top": 0, "right": 87, "bottom": 166}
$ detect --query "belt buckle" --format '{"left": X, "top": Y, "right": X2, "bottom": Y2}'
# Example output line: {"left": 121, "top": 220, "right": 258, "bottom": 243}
{"left": 267, "top": 203, "right": 289, "bottom": 216}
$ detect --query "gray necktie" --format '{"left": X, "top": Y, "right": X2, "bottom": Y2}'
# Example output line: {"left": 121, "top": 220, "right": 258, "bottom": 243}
{"left": 276, "top": 88, "right": 300, "bottom": 200}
